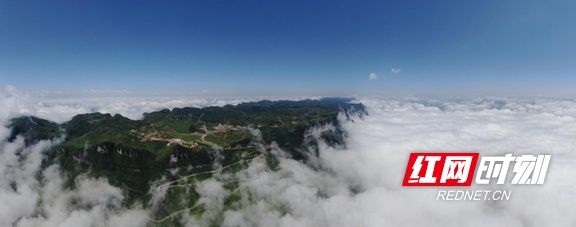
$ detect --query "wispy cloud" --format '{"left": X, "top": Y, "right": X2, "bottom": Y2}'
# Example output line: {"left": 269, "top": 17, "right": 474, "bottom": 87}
{"left": 368, "top": 73, "right": 379, "bottom": 80}
{"left": 85, "top": 89, "right": 132, "bottom": 95}
{"left": 390, "top": 67, "right": 401, "bottom": 74}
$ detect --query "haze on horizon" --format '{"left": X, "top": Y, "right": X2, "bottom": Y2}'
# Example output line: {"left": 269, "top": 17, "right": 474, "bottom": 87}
{"left": 1, "top": 0, "right": 575, "bottom": 97}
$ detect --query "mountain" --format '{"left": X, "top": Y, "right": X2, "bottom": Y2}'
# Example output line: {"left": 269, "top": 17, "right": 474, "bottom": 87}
{"left": 8, "top": 98, "right": 365, "bottom": 225}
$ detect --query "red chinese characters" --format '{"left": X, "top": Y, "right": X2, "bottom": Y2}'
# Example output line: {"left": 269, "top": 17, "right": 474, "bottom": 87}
{"left": 402, "top": 152, "right": 479, "bottom": 186}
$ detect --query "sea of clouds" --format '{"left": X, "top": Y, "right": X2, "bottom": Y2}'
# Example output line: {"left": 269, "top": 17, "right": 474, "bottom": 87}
{"left": 212, "top": 97, "right": 576, "bottom": 227}
{"left": 1, "top": 85, "right": 576, "bottom": 226}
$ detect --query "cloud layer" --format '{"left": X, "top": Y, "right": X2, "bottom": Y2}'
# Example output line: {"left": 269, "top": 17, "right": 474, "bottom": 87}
{"left": 3, "top": 85, "right": 322, "bottom": 123}
{"left": 201, "top": 97, "right": 576, "bottom": 226}
{"left": 1, "top": 85, "right": 576, "bottom": 226}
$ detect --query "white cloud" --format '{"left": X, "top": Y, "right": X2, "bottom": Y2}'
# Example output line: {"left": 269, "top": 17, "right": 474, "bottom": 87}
{"left": 391, "top": 67, "right": 401, "bottom": 74}
{"left": 368, "top": 73, "right": 379, "bottom": 80}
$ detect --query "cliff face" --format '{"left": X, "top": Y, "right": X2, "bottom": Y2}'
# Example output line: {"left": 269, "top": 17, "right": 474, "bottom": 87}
{"left": 8, "top": 98, "right": 365, "bottom": 205}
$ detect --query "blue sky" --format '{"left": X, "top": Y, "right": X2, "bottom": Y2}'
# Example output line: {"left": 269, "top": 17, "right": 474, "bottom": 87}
{"left": 0, "top": 0, "right": 575, "bottom": 97}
